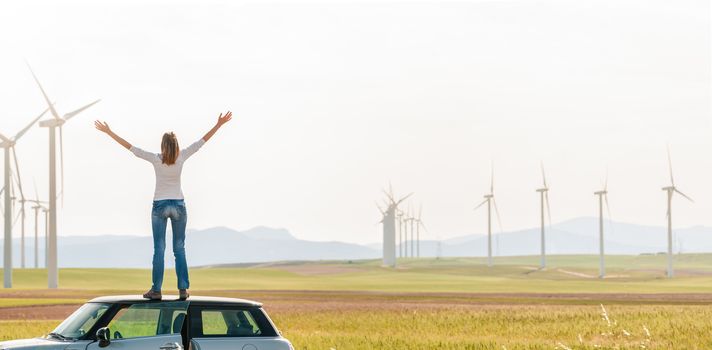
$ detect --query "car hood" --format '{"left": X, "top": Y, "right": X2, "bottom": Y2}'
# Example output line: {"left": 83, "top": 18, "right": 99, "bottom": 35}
{"left": 0, "top": 338, "right": 68, "bottom": 350}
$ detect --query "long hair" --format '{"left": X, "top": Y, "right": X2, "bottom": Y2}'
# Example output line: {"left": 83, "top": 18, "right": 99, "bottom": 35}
{"left": 161, "top": 132, "right": 180, "bottom": 165}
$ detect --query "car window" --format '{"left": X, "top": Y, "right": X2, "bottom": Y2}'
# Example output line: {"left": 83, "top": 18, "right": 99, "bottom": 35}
{"left": 190, "top": 306, "right": 278, "bottom": 338}
{"left": 201, "top": 310, "right": 262, "bottom": 337}
{"left": 107, "top": 302, "right": 188, "bottom": 340}
{"left": 52, "top": 303, "right": 111, "bottom": 339}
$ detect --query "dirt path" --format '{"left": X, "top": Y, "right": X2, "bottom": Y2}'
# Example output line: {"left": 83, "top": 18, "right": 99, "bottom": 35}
{"left": 0, "top": 304, "right": 79, "bottom": 320}
{"left": 3, "top": 290, "right": 712, "bottom": 320}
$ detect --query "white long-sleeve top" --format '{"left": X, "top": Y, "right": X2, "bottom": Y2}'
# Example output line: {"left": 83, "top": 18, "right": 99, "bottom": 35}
{"left": 130, "top": 139, "right": 206, "bottom": 201}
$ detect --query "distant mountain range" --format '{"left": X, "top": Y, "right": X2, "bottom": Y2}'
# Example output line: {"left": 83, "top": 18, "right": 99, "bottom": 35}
{"left": 0, "top": 217, "right": 710, "bottom": 267}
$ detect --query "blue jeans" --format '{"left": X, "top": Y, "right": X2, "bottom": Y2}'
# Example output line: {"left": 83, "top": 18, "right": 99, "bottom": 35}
{"left": 151, "top": 199, "right": 189, "bottom": 291}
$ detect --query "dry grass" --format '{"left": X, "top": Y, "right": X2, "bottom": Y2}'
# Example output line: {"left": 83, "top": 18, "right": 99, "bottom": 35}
{"left": 3, "top": 298, "right": 712, "bottom": 349}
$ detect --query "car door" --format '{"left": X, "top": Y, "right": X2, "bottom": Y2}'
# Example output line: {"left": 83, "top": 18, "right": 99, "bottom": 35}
{"left": 189, "top": 305, "right": 288, "bottom": 350}
{"left": 86, "top": 301, "right": 189, "bottom": 350}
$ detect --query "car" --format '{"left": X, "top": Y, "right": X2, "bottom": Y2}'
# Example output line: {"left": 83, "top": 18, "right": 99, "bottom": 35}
{"left": 0, "top": 295, "right": 294, "bottom": 350}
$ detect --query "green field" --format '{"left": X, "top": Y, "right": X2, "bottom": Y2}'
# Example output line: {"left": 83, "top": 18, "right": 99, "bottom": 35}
{"left": 2, "top": 254, "right": 712, "bottom": 293}
{"left": 2, "top": 255, "right": 712, "bottom": 349}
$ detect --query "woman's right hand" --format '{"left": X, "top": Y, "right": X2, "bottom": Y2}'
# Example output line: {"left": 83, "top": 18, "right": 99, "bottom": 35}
{"left": 94, "top": 120, "right": 111, "bottom": 134}
{"left": 217, "top": 111, "right": 233, "bottom": 127}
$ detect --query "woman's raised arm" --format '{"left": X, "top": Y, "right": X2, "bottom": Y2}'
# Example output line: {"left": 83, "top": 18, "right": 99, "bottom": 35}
{"left": 95, "top": 120, "right": 132, "bottom": 150}
{"left": 202, "top": 111, "right": 233, "bottom": 142}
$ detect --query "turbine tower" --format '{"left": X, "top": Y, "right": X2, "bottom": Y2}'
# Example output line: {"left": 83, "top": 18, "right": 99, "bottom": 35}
{"left": 27, "top": 63, "right": 100, "bottom": 288}
{"left": 474, "top": 167, "right": 502, "bottom": 267}
{"left": 662, "top": 148, "right": 693, "bottom": 278}
{"left": 1, "top": 108, "right": 49, "bottom": 288}
{"left": 378, "top": 186, "right": 412, "bottom": 267}
{"left": 535, "top": 163, "right": 551, "bottom": 269}
{"left": 594, "top": 175, "right": 611, "bottom": 279}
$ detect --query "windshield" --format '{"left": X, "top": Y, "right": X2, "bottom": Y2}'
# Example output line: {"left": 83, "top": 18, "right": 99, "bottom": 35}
{"left": 50, "top": 303, "right": 111, "bottom": 340}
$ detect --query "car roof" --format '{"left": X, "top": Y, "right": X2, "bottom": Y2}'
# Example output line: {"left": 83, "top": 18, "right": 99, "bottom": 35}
{"left": 88, "top": 295, "right": 262, "bottom": 307}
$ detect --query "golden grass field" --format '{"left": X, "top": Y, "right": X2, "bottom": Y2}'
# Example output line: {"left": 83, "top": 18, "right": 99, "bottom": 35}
{"left": 2, "top": 256, "right": 712, "bottom": 349}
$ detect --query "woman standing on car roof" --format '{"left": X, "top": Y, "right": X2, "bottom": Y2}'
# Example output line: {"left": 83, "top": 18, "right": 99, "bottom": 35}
{"left": 94, "top": 111, "right": 232, "bottom": 300}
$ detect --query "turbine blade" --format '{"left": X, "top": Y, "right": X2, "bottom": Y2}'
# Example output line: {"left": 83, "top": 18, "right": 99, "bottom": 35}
{"left": 492, "top": 197, "right": 503, "bottom": 233}
{"left": 674, "top": 188, "right": 694, "bottom": 203}
{"left": 0, "top": 133, "right": 9, "bottom": 142}
{"left": 382, "top": 189, "right": 396, "bottom": 204}
{"left": 33, "top": 179, "right": 39, "bottom": 203}
{"left": 11, "top": 147, "right": 25, "bottom": 201}
{"left": 490, "top": 163, "right": 494, "bottom": 194}
{"left": 474, "top": 199, "right": 488, "bottom": 211}
{"left": 13, "top": 207, "right": 22, "bottom": 227}
{"left": 666, "top": 206, "right": 670, "bottom": 218}
{"left": 26, "top": 62, "right": 61, "bottom": 120}
{"left": 604, "top": 194, "right": 612, "bottom": 223}
{"left": 375, "top": 201, "right": 385, "bottom": 216}
{"left": 604, "top": 168, "right": 608, "bottom": 192}
{"left": 63, "top": 99, "right": 101, "bottom": 121}
{"left": 396, "top": 192, "right": 414, "bottom": 206}
{"left": 419, "top": 221, "right": 427, "bottom": 232}
{"left": 667, "top": 145, "right": 674, "bottom": 186}
{"left": 13, "top": 107, "right": 49, "bottom": 141}
{"left": 541, "top": 161, "right": 547, "bottom": 188}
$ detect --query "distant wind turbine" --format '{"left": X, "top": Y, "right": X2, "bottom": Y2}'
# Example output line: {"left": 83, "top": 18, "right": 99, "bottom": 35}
{"left": 397, "top": 209, "right": 405, "bottom": 258}
{"left": 27, "top": 63, "right": 100, "bottom": 288}
{"left": 594, "top": 174, "right": 611, "bottom": 278}
{"left": 29, "top": 182, "right": 47, "bottom": 269}
{"left": 415, "top": 204, "right": 426, "bottom": 258}
{"left": 662, "top": 148, "right": 693, "bottom": 278}
{"left": 1, "top": 107, "right": 49, "bottom": 288}
{"left": 535, "top": 163, "right": 552, "bottom": 269}
{"left": 378, "top": 185, "right": 412, "bottom": 267}
{"left": 474, "top": 166, "right": 502, "bottom": 267}
{"left": 408, "top": 205, "right": 416, "bottom": 258}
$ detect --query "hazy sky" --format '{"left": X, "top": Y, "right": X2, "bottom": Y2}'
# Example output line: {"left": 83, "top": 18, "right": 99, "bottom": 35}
{"left": 0, "top": 0, "right": 709, "bottom": 244}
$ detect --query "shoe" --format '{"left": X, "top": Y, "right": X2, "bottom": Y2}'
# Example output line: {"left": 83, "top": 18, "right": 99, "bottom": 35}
{"left": 179, "top": 289, "right": 190, "bottom": 300}
{"left": 143, "top": 289, "right": 162, "bottom": 300}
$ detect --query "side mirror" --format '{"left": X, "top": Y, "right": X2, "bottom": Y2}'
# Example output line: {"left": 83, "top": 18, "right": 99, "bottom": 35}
{"left": 96, "top": 327, "right": 110, "bottom": 348}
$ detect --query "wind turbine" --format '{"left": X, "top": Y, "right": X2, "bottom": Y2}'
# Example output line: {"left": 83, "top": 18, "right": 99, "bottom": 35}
{"left": 378, "top": 186, "right": 412, "bottom": 267}
{"left": 43, "top": 207, "right": 49, "bottom": 268}
{"left": 397, "top": 209, "right": 404, "bottom": 258}
{"left": 29, "top": 183, "right": 47, "bottom": 269}
{"left": 594, "top": 175, "right": 611, "bottom": 278}
{"left": 474, "top": 167, "right": 502, "bottom": 267}
{"left": 10, "top": 141, "right": 35, "bottom": 270}
{"left": 27, "top": 63, "right": 101, "bottom": 288}
{"left": 403, "top": 204, "right": 415, "bottom": 258}
{"left": 535, "top": 163, "right": 552, "bottom": 269}
{"left": 408, "top": 205, "right": 416, "bottom": 258}
{"left": 415, "top": 204, "right": 426, "bottom": 258}
{"left": 403, "top": 207, "right": 414, "bottom": 258}
{"left": 1, "top": 107, "right": 49, "bottom": 288}
{"left": 662, "top": 148, "right": 693, "bottom": 278}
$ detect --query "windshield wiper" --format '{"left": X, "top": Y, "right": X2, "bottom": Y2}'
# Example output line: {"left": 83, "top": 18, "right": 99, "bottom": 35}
{"left": 48, "top": 332, "right": 72, "bottom": 341}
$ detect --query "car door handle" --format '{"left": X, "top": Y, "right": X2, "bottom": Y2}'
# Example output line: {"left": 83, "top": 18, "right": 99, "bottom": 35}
{"left": 160, "top": 342, "right": 183, "bottom": 350}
